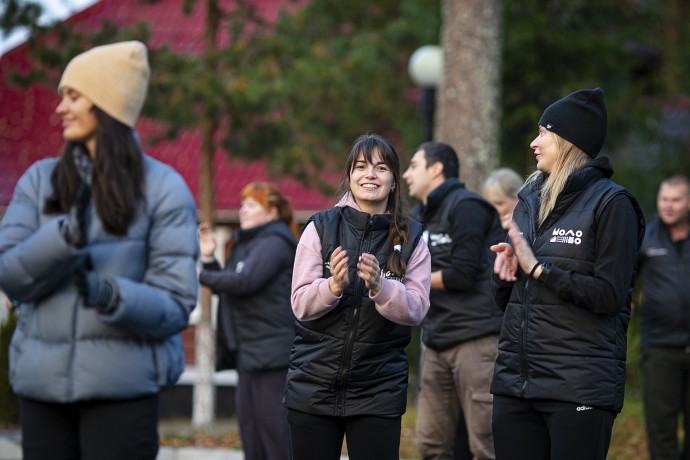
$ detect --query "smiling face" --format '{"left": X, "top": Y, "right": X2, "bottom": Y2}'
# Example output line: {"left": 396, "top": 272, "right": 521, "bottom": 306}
{"left": 349, "top": 149, "right": 395, "bottom": 215}
{"left": 530, "top": 126, "right": 559, "bottom": 173}
{"left": 55, "top": 87, "right": 99, "bottom": 157}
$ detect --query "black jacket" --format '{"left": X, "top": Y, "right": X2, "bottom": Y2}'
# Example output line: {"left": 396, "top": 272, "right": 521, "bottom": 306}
{"left": 491, "top": 157, "right": 645, "bottom": 412}
{"left": 639, "top": 216, "right": 690, "bottom": 349}
{"left": 411, "top": 178, "right": 504, "bottom": 350}
{"left": 283, "top": 206, "right": 423, "bottom": 417}
{"left": 199, "top": 221, "right": 296, "bottom": 373}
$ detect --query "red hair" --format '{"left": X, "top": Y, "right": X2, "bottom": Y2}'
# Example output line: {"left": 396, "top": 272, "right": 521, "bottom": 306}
{"left": 240, "top": 182, "right": 298, "bottom": 238}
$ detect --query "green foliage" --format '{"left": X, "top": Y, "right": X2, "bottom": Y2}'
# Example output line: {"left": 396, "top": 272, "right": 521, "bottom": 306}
{"left": 213, "top": 0, "right": 442, "bottom": 183}
{"left": 6, "top": 9, "right": 148, "bottom": 90}
{"left": 0, "top": 0, "right": 43, "bottom": 38}
{"left": 625, "top": 310, "right": 642, "bottom": 401}
{"left": 501, "top": 0, "right": 690, "bottom": 208}
{"left": 502, "top": 0, "right": 652, "bottom": 169}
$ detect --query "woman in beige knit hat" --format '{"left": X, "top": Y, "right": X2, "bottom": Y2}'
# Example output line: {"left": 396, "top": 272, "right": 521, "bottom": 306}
{"left": 0, "top": 41, "right": 199, "bottom": 459}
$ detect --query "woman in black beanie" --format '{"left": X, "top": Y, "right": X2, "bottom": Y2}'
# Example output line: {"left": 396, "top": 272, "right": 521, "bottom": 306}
{"left": 489, "top": 88, "right": 645, "bottom": 460}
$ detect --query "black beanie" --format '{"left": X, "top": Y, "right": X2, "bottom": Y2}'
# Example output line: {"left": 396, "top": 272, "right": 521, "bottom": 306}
{"left": 538, "top": 88, "right": 607, "bottom": 158}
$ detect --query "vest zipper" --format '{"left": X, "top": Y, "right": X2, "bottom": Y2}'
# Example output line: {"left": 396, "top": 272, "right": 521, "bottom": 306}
{"left": 518, "top": 199, "right": 541, "bottom": 396}
{"left": 335, "top": 215, "right": 372, "bottom": 416}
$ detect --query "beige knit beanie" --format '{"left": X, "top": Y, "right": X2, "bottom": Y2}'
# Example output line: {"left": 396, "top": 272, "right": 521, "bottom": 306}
{"left": 58, "top": 41, "right": 150, "bottom": 128}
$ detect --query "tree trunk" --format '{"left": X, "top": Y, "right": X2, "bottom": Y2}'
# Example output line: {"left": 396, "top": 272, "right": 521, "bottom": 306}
{"left": 192, "top": 0, "right": 219, "bottom": 430}
{"left": 193, "top": 118, "right": 218, "bottom": 429}
{"left": 436, "top": 0, "right": 502, "bottom": 192}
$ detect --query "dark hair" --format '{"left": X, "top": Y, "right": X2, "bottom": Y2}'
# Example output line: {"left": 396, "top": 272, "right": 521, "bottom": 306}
{"left": 418, "top": 141, "right": 459, "bottom": 179}
{"left": 661, "top": 175, "right": 690, "bottom": 194}
{"left": 44, "top": 107, "right": 145, "bottom": 235}
{"left": 338, "top": 133, "right": 410, "bottom": 276}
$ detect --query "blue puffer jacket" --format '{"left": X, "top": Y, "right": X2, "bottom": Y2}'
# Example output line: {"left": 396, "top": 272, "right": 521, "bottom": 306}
{"left": 0, "top": 154, "right": 199, "bottom": 403}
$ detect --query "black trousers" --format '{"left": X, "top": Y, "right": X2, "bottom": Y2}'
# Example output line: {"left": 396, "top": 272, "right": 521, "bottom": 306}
{"left": 236, "top": 369, "right": 290, "bottom": 460}
{"left": 19, "top": 394, "right": 159, "bottom": 460}
{"left": 642, "top": 347, "right": 690, "bottom": 460}
{"left": 492, "top": 395, "right": 615, "bottom": 460}
{"left": 287, "top": 409, "right": 401, "bottom": 460}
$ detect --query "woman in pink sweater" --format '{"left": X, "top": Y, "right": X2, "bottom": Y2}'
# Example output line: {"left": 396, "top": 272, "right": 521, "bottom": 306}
{"left": 283, "top": 133, "right": 431, "bottom": 460}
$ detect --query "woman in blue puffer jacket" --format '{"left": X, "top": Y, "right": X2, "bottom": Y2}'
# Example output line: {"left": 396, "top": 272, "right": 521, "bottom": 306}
{"left": 0, "top": 41, "right": 198, "bottom": 460}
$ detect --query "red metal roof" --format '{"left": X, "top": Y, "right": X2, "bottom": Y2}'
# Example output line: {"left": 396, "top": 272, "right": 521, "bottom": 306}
{"left": 0, "top": 0, "right": 336, "bottom": 220}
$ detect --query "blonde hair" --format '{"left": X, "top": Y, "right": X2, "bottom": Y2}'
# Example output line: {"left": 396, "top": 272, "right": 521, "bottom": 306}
{"left": 240, "top": 182, "right": 298, "bottom": 238}
{"left": 525, "top": 134, "right": 590, "bottom": 225}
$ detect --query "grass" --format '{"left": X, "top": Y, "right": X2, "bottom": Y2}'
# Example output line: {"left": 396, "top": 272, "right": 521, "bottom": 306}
{"left": 159, "top": 396, "right": 648, "bottom": 459}
{"left": 400, "top": 398, "right": 648, "bottom": 459}
{"left": 608, "top": 397, "right": 647, "bottom": 460}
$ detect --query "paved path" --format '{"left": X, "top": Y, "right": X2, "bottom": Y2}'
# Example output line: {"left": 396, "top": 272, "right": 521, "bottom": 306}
{"left": 0, "top": 438, "right": 246, "bottom": 460}
{"left": 0, "top": 429, "right": 248, "bottom": 460}
{"left": 0, "top": 437, "right": 352, "bottom": 460}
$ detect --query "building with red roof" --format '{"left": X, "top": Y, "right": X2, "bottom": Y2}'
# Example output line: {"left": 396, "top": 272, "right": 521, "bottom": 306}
{"left": 0, "top": 0, "right": 336, "bottom": 222}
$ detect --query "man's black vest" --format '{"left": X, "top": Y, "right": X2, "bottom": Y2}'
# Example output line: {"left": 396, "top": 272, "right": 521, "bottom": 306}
{"left": 639, "top": 217, "right": 690, "bottom": 349}
{"left": 413, "top": 179, "right": 504, "bottom": 350}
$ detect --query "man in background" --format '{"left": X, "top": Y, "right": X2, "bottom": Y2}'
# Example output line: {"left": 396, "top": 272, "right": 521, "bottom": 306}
{"left": 638, "top": 175, "right": 690, "bottom": 460}
{"left": 403, "top": 141, "right": 504, "bottom": 460}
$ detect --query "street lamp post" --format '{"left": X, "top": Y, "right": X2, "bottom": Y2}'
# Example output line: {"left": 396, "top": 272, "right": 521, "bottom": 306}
{"left": 408, "top": 45, "right": 443, "bottom": 142}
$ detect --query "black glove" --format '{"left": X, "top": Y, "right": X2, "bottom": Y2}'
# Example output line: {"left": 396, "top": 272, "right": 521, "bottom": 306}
{"left": 75, "top": 257, "right": 119, "bottom": 314}
{"left": 61, "top": 182, "right": 91, "bottom": 248}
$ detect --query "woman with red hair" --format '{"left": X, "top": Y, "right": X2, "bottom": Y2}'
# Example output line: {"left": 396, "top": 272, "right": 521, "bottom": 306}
{"left": 198, "top": 182, "right": 297, "bottom": 460}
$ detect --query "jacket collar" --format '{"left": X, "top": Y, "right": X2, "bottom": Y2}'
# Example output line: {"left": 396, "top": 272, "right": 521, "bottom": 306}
{"left": 520, "top": 156, "right": 614, "bottom": 201}
{"left": 233, "top": 220, "right": 295, "bottom": 246}
{"left": 422, "top": 178, "right": 464, "bottom": 220}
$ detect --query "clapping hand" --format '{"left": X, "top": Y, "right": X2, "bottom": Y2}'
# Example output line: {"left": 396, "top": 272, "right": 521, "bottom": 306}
{"left": 328, "top": 246, "right": 349, "bottom": 296}
{"left": 357, "top": 253, "right": 382, "bottom": 295}
{"left": 504, "top": 220, "right": 539, "bottom": 276}
{"left": 491, "top": 220, "right": 539, "bottom": 281}
{"left": 491, "top": 242, "right": 518, "bottom": 282}
{"left": 198, "top": 222, "right": 217, "bottom": 258}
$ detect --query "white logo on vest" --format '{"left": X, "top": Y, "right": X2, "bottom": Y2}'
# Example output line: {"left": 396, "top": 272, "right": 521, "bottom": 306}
{"left": 426, "top": 231, "right": 453, "bottom": 247}
{"left": 549, "top": 228, "right": 583, "bottom": 245}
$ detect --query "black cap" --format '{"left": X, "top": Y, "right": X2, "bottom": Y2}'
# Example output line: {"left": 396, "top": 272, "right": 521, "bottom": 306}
{"left": 538, "top": 88, "right": 607, "bottom": 158}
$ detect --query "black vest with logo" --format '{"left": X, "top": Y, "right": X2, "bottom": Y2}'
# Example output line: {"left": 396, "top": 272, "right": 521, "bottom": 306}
{"left": 283, "top": 206, "right": 423, "bottom": 417}
{"left": 491, "top": 168, "right": 641, "bottom": 412}
{"left": 412, "top": 179, "right": 504, "bottom": 350}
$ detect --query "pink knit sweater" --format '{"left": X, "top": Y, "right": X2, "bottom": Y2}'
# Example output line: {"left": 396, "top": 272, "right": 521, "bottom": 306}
{"left": 291, "top": 194, "right": 431, "bottom": 326}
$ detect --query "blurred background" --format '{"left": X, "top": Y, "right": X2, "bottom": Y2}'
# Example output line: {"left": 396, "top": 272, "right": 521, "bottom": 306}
{"left": 0, "top": 0, "right": 688, "bottom": 456}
